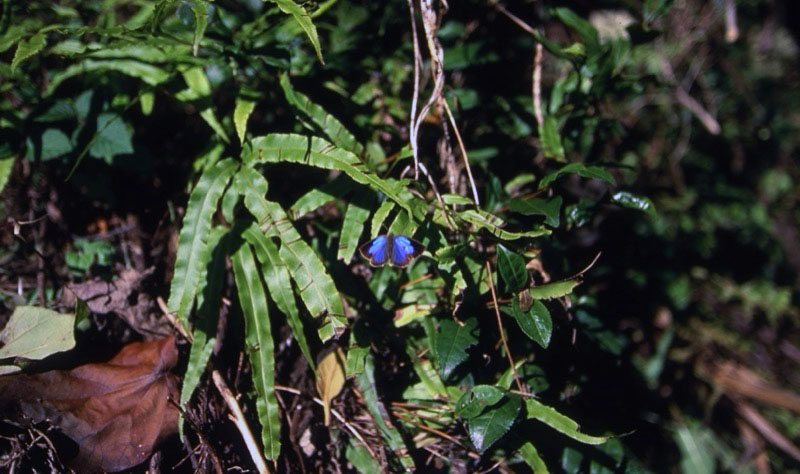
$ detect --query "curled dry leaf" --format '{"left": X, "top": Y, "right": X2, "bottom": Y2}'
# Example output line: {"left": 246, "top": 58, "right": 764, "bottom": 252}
{"left": 316, "top": 348, "right": 346, "bottom": 426}
{"left": 0, "top": 336, "right": 180, "bottom": 472}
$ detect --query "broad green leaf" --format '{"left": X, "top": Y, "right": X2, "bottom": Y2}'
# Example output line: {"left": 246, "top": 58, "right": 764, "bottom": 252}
{"left": 370, "top": 200, "right": 395, "bottom": 237}
{"left": 509, "top": 196, "right": 563, "bottom": 228}
{"left": 435, "top": 317, "right": 478, "bottom": 380}
{"left": 244, "top": 224, "right": 315, "bottom": 370}
{"left": 538, "top": 115, "right": 565, "bottom": 162}
{"left": 497, "top": 244, "right": 528, "bottom": 293}
{"left": 468, "top": 394, "right": 521, "bottom": 453}
{"left": 11, "top": 32, "right": 47, "bottom": 70}
{"left": 180, "top": 226, "right": 230, "bottom": 420}
{"left": 355, "top": 354, "right": 416, "bottom": 470}
{"left": 178, "top": 67, "right": 230, "bottom": 143}
{"left": 243, "top": 134, "right": 420, "bottom": 219}
{"left": 232, "top": 243, "right": 281, "bottom": 460}
{"left": 528, "top": 277, "right": 582, "bottom": 300}
{"left": 539, "top": 162, "right": 616, "bottom": 189}
{"left": 280, "top": 73, "right": 363, "bottom": 156}
{"left": 442, "top": 193, "right": 476, "bottom": 206}
{"left": 611, "top": 191, "right": 656, "bottom": 216}
{"left": 339, "top": 201, "right": 370, "bottom": 264}
{"left": 168, "top": 158, "right": 238, "bottom": 324}
{"left": 25, "top": 128, "right": 71, "bottom": 161}
{"left": 520, "top": 442, "right": 549, "bottom": 473}
{"left": 387, "top": 209, "right": 415, "bottom": 237}
{"left": 234, "top": 94, "right": 258, "bottom": 145}
{"left": 459, "top": 209, "right": 550, "bottom": 240}
{"left": 267, "top": 0, "right": 324, "bottom": 64}
{"left": 455, "top": 385, "right": 505, "bottom": 419}
{"left": 526, "top": 398, "right": 608, "bottom": 444}
{"left": 140, "top": 90, "right": 155, "bottom": 116}
{"left": 506, "top": 299, "right": 553, "bottom": 348}
{"left": 0, "top": 306, "right": 76, "bottom": 374}
{"left": 236, "top": 166, "right": 346, "bottom": 341}
{"left": 89, "top": 113, "right": 134, "bottom": 163}
{"left": 190, "top": 0, "right": 208, "bottom": 56}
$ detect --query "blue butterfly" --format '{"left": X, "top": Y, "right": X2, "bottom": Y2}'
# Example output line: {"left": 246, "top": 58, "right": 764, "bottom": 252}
{"left": 359, "top": 234, "right": 425, "bottom": 267}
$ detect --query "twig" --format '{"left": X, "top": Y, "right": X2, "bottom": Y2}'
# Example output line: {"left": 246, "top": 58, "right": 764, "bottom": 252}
{"left": 406, "top": 0, "right": 422, "bottom": 179}
{"left": 724, "top": 0, "right": 739, "bottom": 42}
{"left": 212, "top": 370, "right": 271, "bottom": 474}
{"left": 488, "top": 0, "right": 536, "bottom": 35}
{"left": 485, "top": 261, "right": 524, "bottom": 393}
{"left": 442, "top": 100, "right": 480, "bottom": 206}
{"left": 532, "top": 42, "right": 544, "bottom": 127}
{"left": 394, "top": 412, "right": 473, "bottom": 454}
{"left": 156, "top": 296, "right": 191, "bottom": 341}
{"left": 274, "top": 385, "right": 379, "bottom": 461}
{"left": 660, "top": 59, "right": 720, "bottom": 135}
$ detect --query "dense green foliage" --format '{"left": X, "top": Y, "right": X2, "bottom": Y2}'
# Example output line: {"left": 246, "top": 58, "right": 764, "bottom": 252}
{"left": 2, "top": 0, "right": 799, "bottom": 472}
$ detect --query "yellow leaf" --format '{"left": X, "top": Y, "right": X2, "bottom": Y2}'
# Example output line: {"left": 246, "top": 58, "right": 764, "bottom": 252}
{"left": 315, "top": 347, "right": 346, "bottom": 426}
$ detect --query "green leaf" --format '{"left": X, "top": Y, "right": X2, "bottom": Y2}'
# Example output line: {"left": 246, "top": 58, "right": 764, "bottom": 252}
{"left": 345, "top": 346, "right": 370, "bottom": 377}
{"left": 520, "top": 442, "right": 549, "bottom": 473}
{"left": 290, "top": 176, "right": 356, "bottom": 218}
{"left": 509, "top": 196, "right": 563, "bottom": 228}
{"left": 455, "top": 385, "right": 505, "bottom": 419}
{"left": 552, "top": 8, "right": 600, "bottom": 54}
{"left": 525, "top": 398, "right": 608, "bottom": 444}
{"left": 243, "top": 224, "right": 315, "bottom": 370}
{"left": 11, "top": 32, "right": 46, "bottom": 71}
{"left": 140, "top": 90, "right": 155, "bottom": 116}
{"left": 180, "top": 226, "right": 229, "bottom": 414}
{"left": 178, "top": 67, "right": 230, "bottom": 143}
{"left": 468, "top": 394, "right": 521, "bottom": 453}
{"left": 243, "top": 134, "right": 420, "bottom": 220}
{"left": 346, "top": 441, "right": 382, "bottom": 474}
{"left": 168, "top": 158, "right": 238, "bottom": 325}
{"left": 280, "top": 73, "right": 363, "bottom": 156}
{"left": 339, "top": 201, "right": 370, "bottom": 264}
{"left": 0, "top": 306, "right": 76, "bottom": 374}
{"left": 46, "top": 58, "right": 172, "bottom": 96}
{"left": 355, "top": 354, "right": 416, "bottom": 470}
{"left": 236, "top": 166, "right": 347, "bottom": 341}
{"left": 234, "top": 94, "right": 257, "bottom": 145}
{"left": 190, "top": 0, "right": 208, "bottom": 56}
{"left": 611, "top": 191, "right": 656, "bottom": 216}
{"left": 89, "top": 113, "right": 134, "bottom": 163}
{"left": 497, "top": 244, "right": 528, "bottom": 293}
{"left": 458, "top": 209, "right": 550, "bottom": 240}
{"left": 506, "top": 299, "right": 552, "bottom": 348}
{"left": 674, "top": 420, "right": 716, "bottom": 474}
{"left": 528, "top": 277, "right": 582, "bottom": 300}
{"left": 538, "top": 115, "right": 565, "bottom": 161}
{"left": 435, "top": 317, "right": 478, "bottom": 380}
{"left": 0, "top": 152, "right": 13, "bottom": 194}
{"left": 232, "top": 243, "right": 281, "bottom": 460}
{"left": 539, "top": 162, "right": 616, "bottom": 189}
{"left": 370, "top": 200, "right": 395, "bottom": 237}
{"left": 267, "top": 0, "right": 324, "bottom": 64}
{"left": 26, "top": 128, "right": 72, "bottom": 161}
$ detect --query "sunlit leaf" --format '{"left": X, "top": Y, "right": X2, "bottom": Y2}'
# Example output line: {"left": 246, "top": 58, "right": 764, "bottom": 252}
{"left": 11, "top": 32, "right": 46, "bottom": 70}
{"left": 526, "top": 398, "right": 608, "bottom": 444}
{"left": 455, "top": 385, "right": 505, "bottom": 419}
{"left": 0, "top": 306, "right": 76, "bottom": 374}
{"left": 468, "top": 393, "right": 521, "bottom": 453}
{"left": 611, "top": 191, "right": 657, "bottom": 216}
{"left": 528, "top": 277, "right": 582, "bottom": 300}
{"left": 539, "top": 115, "right": 565, "bottom": 162}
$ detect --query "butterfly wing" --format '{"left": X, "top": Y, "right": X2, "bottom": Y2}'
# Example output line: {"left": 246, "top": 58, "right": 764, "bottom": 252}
{"left": 390, "top": 235, "right": 424, "bottom": 267}
{"left": 359, "top": 235, "right": 390, "bottom": 266}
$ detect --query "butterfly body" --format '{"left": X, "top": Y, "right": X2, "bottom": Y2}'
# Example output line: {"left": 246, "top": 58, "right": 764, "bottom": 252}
{"left": 359, "top": 234, "right": 424, "bottom": 267}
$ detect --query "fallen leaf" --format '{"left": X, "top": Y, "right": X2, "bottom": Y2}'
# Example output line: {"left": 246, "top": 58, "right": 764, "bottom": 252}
{"left": 0, "top": 336, "right": 180, "bottom": 472}
{"left": 60, "top": 266, "right": 170, "bottom": 336}
{"left": 316, "top": 348, "right": 346, "bottom": 426}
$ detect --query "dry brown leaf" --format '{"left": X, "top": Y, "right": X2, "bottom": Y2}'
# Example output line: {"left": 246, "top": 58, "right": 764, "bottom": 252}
{"left": 0, "top": 336, "right": 180, "bottom": 472}
{"left": 316, "top": 348, "right": 346, "bottom": 426}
